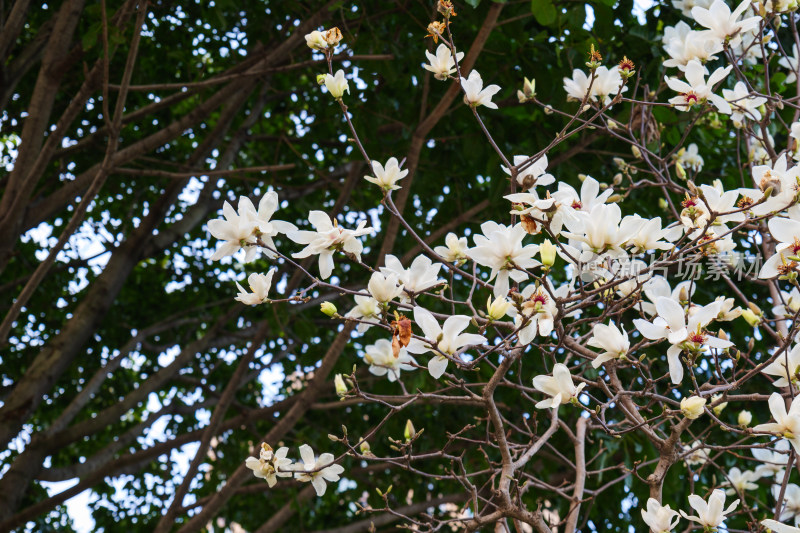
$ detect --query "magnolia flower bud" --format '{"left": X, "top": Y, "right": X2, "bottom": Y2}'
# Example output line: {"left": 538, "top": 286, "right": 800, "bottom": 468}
{"left": 316, "top": 74, "right": 327, "bottom": 86}
{"left": 334, "top": 374, "right": 347, "bottom": 397}
{"left": 681, "top": 396, "right": 706, "bottom": 420}
{"left": 675, "top": 162, "right": 687, "bottom": 180}
{"left": 404, "top": 419, "right": 416, "bottom": 441}
{"left": 540, "top": 239, "right": 557, "bottom": 267}
{"left": 631, "top": 145, "right": 642, "bottom": 159}
{"left": 486, "top": 296, "right": 512, "bottom": 321}
{"left": 738, "top": 410, "right": 752, "bottom": 426}
{"left": 518, "top": 77, "right": 536, "bottom": 103}
{"left": 678, "top": 287, "right": 689, "bottom": 303}
{"left": 658, "top": 198, "right": 668, "bottom": 210}
{"left": 711, "top": 394, "right": 727, "bottom": 416}
{"left": 741, "top": 308, "right": 760, "bottom": 327}
{"left": 320, "top": 302, "right": 338, "bottom": 317}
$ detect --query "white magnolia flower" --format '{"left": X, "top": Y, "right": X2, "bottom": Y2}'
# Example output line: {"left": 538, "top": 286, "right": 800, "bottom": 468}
{"left": 587, "top": 322, "right": 629, "bottom": 368}
{"left": 666, "top": 59, "right": 732, "bottom": 113}
{"left": 698, "top": 183, "right": 744, "bottom": 224}
{"left": 532, "top": 363, "right": 586, "bottom": 409}
{"left": 563, "top": 66, "right": 627, "bottom": 104}
{"left": 208, "top": 192, "right": 295, "bottom": 262}
{"left": 741, "top": 157, "right": 800, "bottom": 216}
{"left": 759, "top": 217, "right": 800, "bottom": 279}
{"left": 512, "top": 284, "right": 559, "bottom": 344}
{"left": 364, "top": 157, "right": 408, "bottom": 191}
{"left": 638, "top": 276, "right": 694, "bottom": 316}
{"left": 753, "top": 440, "right": 791, "bottom": 479}
{"left": 723, "top": 81, "right": 767, "bottom": 127}
{"left": 762, "top": 344, "right": 800, "bottom": 388}
{"left": 561, "top": 202, "right": 635, "bottom": 260}
{"left": 772, "top": 483, "right": 800, "bottom": 526}
{"left": 345, "top": 295, "right": 382, "bottom": 333}
{"left": 753, "top": 392, "right": 800, "bottom": 453}
{"left": 467, "top": 222, "right": 541, "bottom": 298}
{"left": 502, "top": 155, "right": 555, "bottom": 191}
{"left": 434, "top": 232, "right": 469, "bottom": 263}
{"left": 305, "top": 31, "right": 327, "bottom": 50}
{"left": 553, "top": 175, "right": 613, "bottom": 215}
{"left": 691, "top": 0, "right": 760, "bottom": 44}
{"left": 592, "top": 66, "right": 628, "bottom": 104}
{"left": 289, "top": 211, "right": 372, "bottom": 280}
{"left": 779, "top": 44, "right": 800, "bottom": 85}
{"left": 633, "top": 297, "right": 732, "bottom": 383}
{"left": 680, "top": 489, "right": 739, "bottom": 528}
{"left": 683, "top": 440, "right": 710, "bottom": 466}
{"left": 563, "top": 68, "right": 593, "bottom": 101}
{"left": 641, "top": 498, "right": 681, "bottom": 533}
{"left": 461, "top": 70, "right": 501, "bottom": 109}
{"left": 680, "top": 396, "right": 706, "bottom": 419}
{"left": 406, "top": 306, "right": 486, "bottom": 379}
{"left": 505, "top": 189, "right": 562, "bottom": 235}
{"left": 381, "top": 254, "right": 443, "bottom": 297}
{"left": 762, "top": 519, "right": 800, "bottom": 533}
{"left": 245, "top": 443, "right": 293, "bottom": 487}
{"left": 423, "top": 43, "right": 464, "bottom": 80}
{"left": 677, "top": 143, "right": 704, "bottom": 172}
{"left": 367, "top": 271, "right": 404, "bottom": 303}
{"left": 294, "top": 444, "right": 345, "bottom": 497}
{"left": 722, "top": 467, "right": 759, "bottom": 495}
{"left": 324, "top": 70, "right": 349, "bottom": 98}
{"left": 235, "top": 269, "right": 276, "bottom": 306}
{"left": 364, "top": 338, "right": 417, "bottom": 382}
{"left": 663, "top": 27, "right": 723, "bottom": 70}
{"left": 620, "top": 215, "right": 676, "bottom": 253}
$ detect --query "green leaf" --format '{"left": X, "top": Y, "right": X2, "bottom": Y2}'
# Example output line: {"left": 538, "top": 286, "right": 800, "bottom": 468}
{"left": 531, "top": 0, "right": 557, "bottom": 25}
{"left": 465, "top": 0, "right": 482, "bottom": 7}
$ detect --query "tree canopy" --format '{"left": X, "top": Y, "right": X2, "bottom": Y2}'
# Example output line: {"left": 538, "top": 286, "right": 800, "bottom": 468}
{"left": 1, "top": 0, "right": 798, "bottom": 532}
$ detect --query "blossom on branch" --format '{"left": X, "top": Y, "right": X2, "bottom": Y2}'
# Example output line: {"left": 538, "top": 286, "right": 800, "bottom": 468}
{"left": 423, "top": 43, "right": 464, "bottom": 80}
{"left": 532, "top": 363, "right": 586, "bottom": 409}
{"left": 288, "top": 211, "right": 372, "bottom": 280}
{"left": 460, "top": 70, "right": 501, "bottom": 109}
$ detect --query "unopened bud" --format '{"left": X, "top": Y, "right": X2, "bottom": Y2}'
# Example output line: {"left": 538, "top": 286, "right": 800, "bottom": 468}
{"left": 540, "top": 239, "right": 557, "bottom": 267}
{"left": 320, "top": 301, "right": 338, "bottom": 317}
{"left": 360, "top": 440, "right": 372, "bottom": 455}
{"left": 631, "top": 145, "right": 642, "bottom": 159}
{"left": 316, "top": 73, "right": 327, "bottom": 85}
{"left": 680, "top": 396, "right": 706, "bottom": 420}
{"left": 334, "top": 373, "right": 347, "bottom": 397}
{"left": 675, "top": 162, "right": 686, "bottom": 180}
{"left": 678, "top": 287, "right": 689, "bottom": 303}
{"left": 741, "top": 308, "right": 760, "bottom": 327}
{"left": 738, "top": 410, "right": 752, "bottom": 426}
{"left": 404, "top": 419, "right": 416, "bottom": 441}
{"left": 486, "top": 296, "right": 512, "bottom": 321}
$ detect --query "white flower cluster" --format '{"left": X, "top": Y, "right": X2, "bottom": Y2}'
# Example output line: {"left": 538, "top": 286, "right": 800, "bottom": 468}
{"left": 199, "top": 8, "right": 800, "bottom": 526}
{"left": 245, "top": 443, "right": 344, "bottom": 496}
